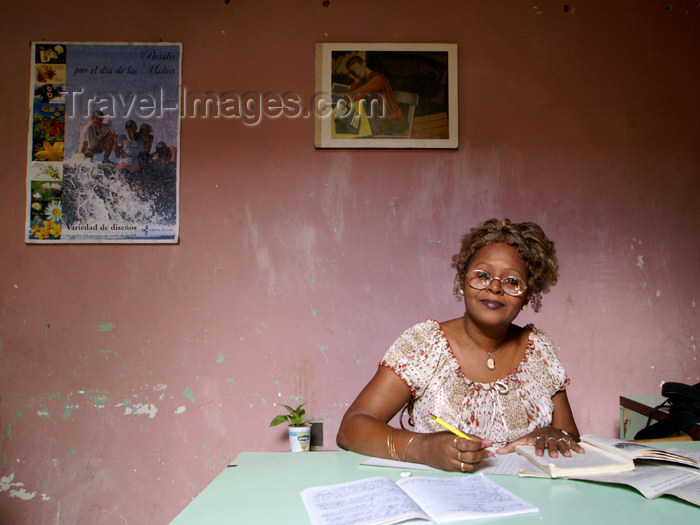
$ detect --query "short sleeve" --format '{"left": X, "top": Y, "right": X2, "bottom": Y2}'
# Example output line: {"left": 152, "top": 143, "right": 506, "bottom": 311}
{"left": 380, "top": 320, "right": 448, "bottom": 399}
{"left": 528, "top": 328, "right": 570, "bottom": 394}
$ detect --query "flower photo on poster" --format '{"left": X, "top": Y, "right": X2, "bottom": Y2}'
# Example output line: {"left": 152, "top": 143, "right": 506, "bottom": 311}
{"left": 26, "top": 42, "right": 182, "bottom": 243}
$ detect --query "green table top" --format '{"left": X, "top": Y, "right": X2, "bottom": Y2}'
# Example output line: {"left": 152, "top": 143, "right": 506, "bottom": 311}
{"left": 171, "top": 443, "right": 700, "bottom": 524}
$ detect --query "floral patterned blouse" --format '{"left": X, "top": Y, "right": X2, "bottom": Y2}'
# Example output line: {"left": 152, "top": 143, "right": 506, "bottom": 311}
{"left": 380, "top": 319, "right": 569, "bottom": 447}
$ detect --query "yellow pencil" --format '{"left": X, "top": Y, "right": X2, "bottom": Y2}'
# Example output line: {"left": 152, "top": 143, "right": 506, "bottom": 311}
{"left": 429, "top": 413, "right": 472, "bottom": 441}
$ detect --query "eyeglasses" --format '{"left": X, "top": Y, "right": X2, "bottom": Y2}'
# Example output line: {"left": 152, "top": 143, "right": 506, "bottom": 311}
{"left": 466, "top": 270, "right": 527, "bottom": 297}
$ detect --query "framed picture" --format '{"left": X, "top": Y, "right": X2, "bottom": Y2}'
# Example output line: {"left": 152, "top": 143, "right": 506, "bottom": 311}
{"left": 26, "top": 42, "right": 181, "bottom": 243}
{"left": 314, "top": 43, "right": 458, "bottom": 149}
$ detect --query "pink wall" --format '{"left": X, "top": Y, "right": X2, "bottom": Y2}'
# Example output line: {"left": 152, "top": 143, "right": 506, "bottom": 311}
{"left": 1, "top": 1, "right": 698, "bottom": 523}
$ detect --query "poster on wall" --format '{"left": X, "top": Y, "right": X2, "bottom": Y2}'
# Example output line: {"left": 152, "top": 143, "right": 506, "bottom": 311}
{"left": 26, "top": 42, "right": 181, "bottom": 243}
{"left": 314, "top": 43, "right": 458, "bottom": 149}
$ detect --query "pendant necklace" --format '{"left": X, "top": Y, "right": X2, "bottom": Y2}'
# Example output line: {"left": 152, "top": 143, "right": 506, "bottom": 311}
{"left": 462, "top": 318, "right": 503, "bottom": 371}
{"left": 486, "top": 352, "right": 496, "bottom": 370}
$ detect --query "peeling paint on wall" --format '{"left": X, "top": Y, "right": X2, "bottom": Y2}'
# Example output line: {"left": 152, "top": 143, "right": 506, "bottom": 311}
{"left": 0, "top": 472, "right": 46, "bottom": 501}
{"left": 123, "top": 403, "right": 158, "bottom": 418}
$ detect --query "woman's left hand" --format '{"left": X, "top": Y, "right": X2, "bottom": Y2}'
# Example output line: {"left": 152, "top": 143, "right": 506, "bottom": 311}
{"left": 495, "top": 427, "right": 585, "bottom": 457}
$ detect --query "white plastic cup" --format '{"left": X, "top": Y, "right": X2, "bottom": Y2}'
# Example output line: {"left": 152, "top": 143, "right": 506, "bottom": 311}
{"left": 289, "top": 426, "right": 311, "bottom": 452}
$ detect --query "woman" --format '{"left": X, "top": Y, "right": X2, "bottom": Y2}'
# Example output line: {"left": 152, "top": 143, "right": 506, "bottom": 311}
{"left": 336, "top": 218, "right": 584, "bottom": 472}
{"left": 114, "top": 120, "right": 145, "bottom": 179}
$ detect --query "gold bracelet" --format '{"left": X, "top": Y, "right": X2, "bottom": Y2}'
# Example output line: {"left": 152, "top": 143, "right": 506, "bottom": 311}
{"left": 402, "top": 435, "right": 416, "bottom": 461}
{"left": 387, "top": 430, "right": 400, "bottom": 460}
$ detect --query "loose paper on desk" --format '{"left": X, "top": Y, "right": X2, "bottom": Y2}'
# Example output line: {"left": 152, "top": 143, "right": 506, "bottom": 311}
{"left": 573, "top": 462, "right": 700, "bottom": 505}
{"left": 300, "top": 473, "right": 538, "bottom": 525}
{"left": 361, "top": 450, "right": 523, "bottom": 476}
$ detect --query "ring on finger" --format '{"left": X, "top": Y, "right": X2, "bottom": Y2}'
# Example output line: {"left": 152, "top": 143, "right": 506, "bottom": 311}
{"left": 453, "top": 437, "right": 458, "bottom": 447}
{"left": 558, "top": 437, "right": 569, "bottom": 444}
{"left": 458, "top": 451, "right": 461, "bottom": 462}
{"left": 460, "top": 462, "right": 465, "bottom": 473}
{"left": 546, "top": 437, "right": 558, "bottom": 444}
{"left": 535, "top": 436, "right": 544, "bottom": 442}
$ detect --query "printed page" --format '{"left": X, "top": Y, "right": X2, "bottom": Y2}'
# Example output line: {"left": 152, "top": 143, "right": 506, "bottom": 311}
{"left": 582, "top": 435, "right": 699, "bottom": 467}
{"left": 580, "top": 434, "right": 644, "bottom": 461}
{"left": 573, "top": 463, "right": 700, "bottom": 503}
{"left": 668, "top": 449, "right": 700, "bottom": 463}
{"left": 516, "top": 445, "right": 632, "bottom": 477}
{"left": 396, "top": 474, "right": 538, "bottom": 522}
{"left": 666, "top": 475, "right": 700, "bottom": 506}
{"left": 300, "top": 476, "right": 429, "bottom": 525}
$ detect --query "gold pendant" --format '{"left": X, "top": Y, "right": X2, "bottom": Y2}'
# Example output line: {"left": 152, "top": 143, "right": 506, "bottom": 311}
{"left": 486, "top": 354, "right": 495, "bottom": 370}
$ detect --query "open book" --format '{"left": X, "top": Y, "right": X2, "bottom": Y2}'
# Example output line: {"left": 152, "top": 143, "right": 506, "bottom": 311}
{"left": 517, "top": 435, "right": 700, "bottom": 506}
{"left": 516, "top": 434, "right": 699, "bottom": 478}
{"left": 300, "top": 474, "right": 538, "bottom": 525}
{"left": 581, "top": 434, "right": 699, "bottom": 467}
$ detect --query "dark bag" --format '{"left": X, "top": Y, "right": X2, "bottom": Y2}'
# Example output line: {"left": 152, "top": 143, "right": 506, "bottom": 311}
{"left": 634, "top": 382, "right": 700, "bottom": 440}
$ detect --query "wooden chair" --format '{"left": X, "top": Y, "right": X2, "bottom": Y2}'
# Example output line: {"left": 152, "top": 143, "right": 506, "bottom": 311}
{"left": 373, "top": 90, "right": 419, "bottom": 139}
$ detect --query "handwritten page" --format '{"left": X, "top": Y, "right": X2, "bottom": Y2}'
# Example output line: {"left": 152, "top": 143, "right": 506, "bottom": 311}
{"left": 397, "top": 474, "right": 538, "bottom": 521}
{"left": 301, "top": 474, "right": 538, "bottom": 525}
{"left": 301, "top": 476, "right": 428, "bottom": 525}
{"left": 472, "top": 451, "right": 524, "bottom": 475}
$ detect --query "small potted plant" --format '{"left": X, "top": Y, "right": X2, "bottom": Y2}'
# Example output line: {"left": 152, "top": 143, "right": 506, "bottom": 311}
{"left": 270, "top": 403, "right": 311, "bottom": 452}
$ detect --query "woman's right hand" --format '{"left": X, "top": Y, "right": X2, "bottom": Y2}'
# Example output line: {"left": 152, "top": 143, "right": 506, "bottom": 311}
{"left": 336, "top": 368, "right": 492, "bottom": 472}
{"left": 415, "top": 431, "right": 492, "bottom": 472}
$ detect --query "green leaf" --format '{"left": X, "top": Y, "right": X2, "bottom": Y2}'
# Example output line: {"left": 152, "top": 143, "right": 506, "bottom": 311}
{"left": 271, "top": 403, "right": 307, "bottom": 426}
{"left": 292, "top": 406, "right": 306, "bottom": 425}
{"left": 269, "top": 415, "right": 289, "bottom": 427}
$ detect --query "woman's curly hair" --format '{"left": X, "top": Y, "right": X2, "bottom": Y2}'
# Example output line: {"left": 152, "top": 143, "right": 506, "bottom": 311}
{"left": 451, "top": 218, "right": 559, "bottom": 312}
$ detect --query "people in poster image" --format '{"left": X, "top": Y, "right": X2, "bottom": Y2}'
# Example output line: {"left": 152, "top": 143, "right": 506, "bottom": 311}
{"left": 79, "top": 110, "right": 116, "bottom": 162}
